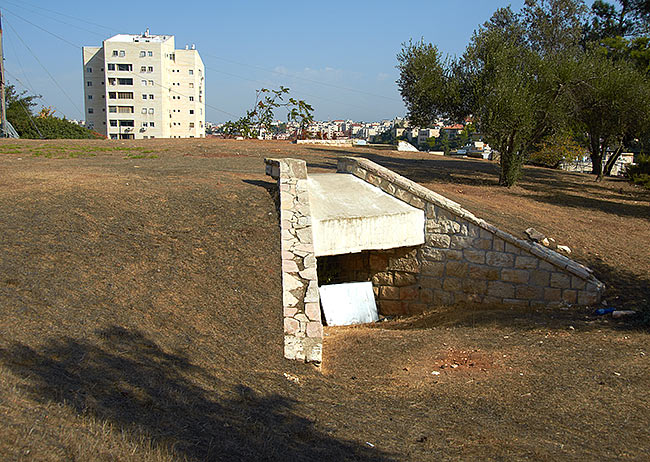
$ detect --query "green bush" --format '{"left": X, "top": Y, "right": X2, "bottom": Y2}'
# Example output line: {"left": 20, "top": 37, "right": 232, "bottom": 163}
{"left": 626, "top": 154, "right": 650, "bottom": 189}
{"left": 528, "top": 134, "right": 584, "bottom": 168}
{"left": 14, "top": 116, "right": 103, "bottom": 140}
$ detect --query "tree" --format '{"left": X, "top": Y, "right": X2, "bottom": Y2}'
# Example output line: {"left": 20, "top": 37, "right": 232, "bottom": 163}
{"left": 4, "top": 84, "right": 100, "bottom": 139}
{"left": 223, "top": 87, "right": 313, "bottom": 139}
{"left": 5, "top": 84, "right": 40, "bottom": 135}
{"left": 396, "top": 0, "right": 650, "bottom": 184}
{"left": 564, "top": 51, "right": 650, "bottom": 177}
{"left": 529, "top": 132, "right": 585, "bottom": 168}
{"left": 396, "top": 39, "right": 450, "bottom": 127}
{"left": 397, "top": 2, "right": 584, "bottom": 186}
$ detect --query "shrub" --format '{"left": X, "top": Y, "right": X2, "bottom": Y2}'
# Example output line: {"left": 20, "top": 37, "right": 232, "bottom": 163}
{"left": 529, "top": 134, "right": 584, "bottom": 168}
{"left": 626, "top": 154, "right": 650, "bottom": 189}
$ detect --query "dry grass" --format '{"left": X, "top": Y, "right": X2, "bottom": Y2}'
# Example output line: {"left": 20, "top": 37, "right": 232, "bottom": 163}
{"left": 0, "top": 138, "right": 648, "bottom": 461}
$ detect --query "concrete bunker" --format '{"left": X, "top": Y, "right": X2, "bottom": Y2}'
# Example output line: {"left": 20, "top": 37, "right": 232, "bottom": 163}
{"left": 265, "top": 156, "right": 605, "bottom": 364}
{"left": 307, "top": 171, "right": 426, "bottom": 318}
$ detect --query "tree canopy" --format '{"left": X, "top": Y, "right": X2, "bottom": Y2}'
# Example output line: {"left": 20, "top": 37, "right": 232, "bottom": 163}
{"left": 5, "top": 84, "right": 101, "bottom": 139}
{"left": 222, "top": 87, "right": 313, "bottom": 139}
{"left": 396, "top": 0, "right": 650, "bottom": 185}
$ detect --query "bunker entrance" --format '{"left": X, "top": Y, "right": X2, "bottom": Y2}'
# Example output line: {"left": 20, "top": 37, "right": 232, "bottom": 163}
{"left": 316, "top": 245, "right": 423, "bottom": 318}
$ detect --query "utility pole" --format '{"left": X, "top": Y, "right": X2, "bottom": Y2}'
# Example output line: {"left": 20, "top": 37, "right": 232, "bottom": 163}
{"left": 0, "top": 10, "right": 6, "bottom": 138}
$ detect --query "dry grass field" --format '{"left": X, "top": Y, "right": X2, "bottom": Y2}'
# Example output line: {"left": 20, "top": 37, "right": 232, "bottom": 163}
{"left": 0, "top": 139, "right": 648, "bottom": 461}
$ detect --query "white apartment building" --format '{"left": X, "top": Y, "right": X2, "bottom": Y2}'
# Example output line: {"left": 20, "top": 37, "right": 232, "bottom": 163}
{"left": 83, "top": 31, "right": 205, "bottom": 139}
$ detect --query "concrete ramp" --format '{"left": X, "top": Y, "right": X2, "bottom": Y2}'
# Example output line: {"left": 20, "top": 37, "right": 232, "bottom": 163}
{"left": 307, "top": 173, "right": 425, "bottom": 257}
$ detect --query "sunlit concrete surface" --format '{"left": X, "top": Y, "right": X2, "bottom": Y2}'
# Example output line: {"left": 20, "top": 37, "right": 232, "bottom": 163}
{"left": 307, "top": 173, "right": 425, "bottom": 257}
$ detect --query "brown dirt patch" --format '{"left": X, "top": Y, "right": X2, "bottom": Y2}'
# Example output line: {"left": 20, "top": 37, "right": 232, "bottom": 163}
{"left": 0, "top": 139, "right": 648, "bottom": 461}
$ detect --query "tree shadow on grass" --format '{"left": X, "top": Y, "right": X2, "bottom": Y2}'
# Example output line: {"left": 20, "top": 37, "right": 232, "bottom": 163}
{"left": 519, "top": 190, "right": 650, "bottom": 219}
{"left": 0, "top": 326, "right": 394, "bottom": 462}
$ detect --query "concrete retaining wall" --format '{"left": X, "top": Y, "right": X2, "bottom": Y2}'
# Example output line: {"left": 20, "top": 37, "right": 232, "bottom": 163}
{"left": 336, "top": 157, "right": 605, "bottom": 311}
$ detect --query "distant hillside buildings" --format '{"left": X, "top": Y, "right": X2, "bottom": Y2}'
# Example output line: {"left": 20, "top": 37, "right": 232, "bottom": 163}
{"left": 83, "top": 32, "right": 205, "bottom": 139}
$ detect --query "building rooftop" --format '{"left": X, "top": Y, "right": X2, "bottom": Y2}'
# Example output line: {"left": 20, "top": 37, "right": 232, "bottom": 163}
{"left": 105, "top": 33, "right": 172, "bottom": 43}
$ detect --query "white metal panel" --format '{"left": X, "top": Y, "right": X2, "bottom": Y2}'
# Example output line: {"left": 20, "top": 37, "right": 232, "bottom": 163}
{"left": 319, "top": 281, "right": 379, "bottom": 326}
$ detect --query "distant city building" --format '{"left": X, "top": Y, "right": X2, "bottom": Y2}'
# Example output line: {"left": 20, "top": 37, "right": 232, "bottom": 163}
{"left": 83, "top": 31, "right": 205, "bottom": 139}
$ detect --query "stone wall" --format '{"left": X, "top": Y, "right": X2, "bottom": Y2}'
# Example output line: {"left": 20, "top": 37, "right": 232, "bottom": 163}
{"left": 336, "top": 157, "right": 605, "bottom": 310}
{"left": 265, "top": 158, "right": 322, "bottom": 363}
{"left": 317, "top": 247, "right": 426, "bottom": 315}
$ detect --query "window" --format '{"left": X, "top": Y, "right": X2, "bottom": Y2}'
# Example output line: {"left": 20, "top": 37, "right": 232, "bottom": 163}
{"left": 119, "top": 50, "right": 125, "bottom": 57}
{"left": 189, "top": 69, "right": 193, "bottom": 75}
{"left": 118, "top": 106, "right": 134, "bottom": 113}
{"left": 150, "top": 135, "right": 155, "bottom": 138}
{"left": 108, "top": 78, "right": 116, "bottom": 85}
{"left": 109, "top": 92, "right": 116, "bottom": 99}
{"left": 141, "top": 66, "right": 147, "bottom": 72}
{"left": 142, "top": 94, "right": 147, "bottom": 100}
{"left": 110, "top": 120, "right": 118, "bottom": 126}
{"left": 110, "top": 134, "right": 118, "bottom": 139}
{"left": 112, "top": 50, "right": 118, "bottom": 57}
{"left": 86, "top": 67, "right": 92, "bottom": 73}
{"left": 142, "top": 122, "right": 148, "bottom": 127}
{"left": 189, "top": 109, "right": 194, "bottom": 114}
{"left": 149, "top": 122, "right": 155, "bottom": 127}
{"left": 189, "top": 96, "right": 194, "bottom": 101}
{"left": 88, "top": 108, "right": 94, "bottom": 114}
{"left": 189, "top": 122, "right": 194, "bottom": 128}
{"left": 140, "top": 51, "right": 146, "bottom": 57}
{"left": 108, "top": 63, "right": 116, "bottom": 71}
{"left": 88, "top": 95, "right": 93, "bottom": 100}
{"left": 148, "top": 80, "right": 153, "bottom": 86}
{"left": 86, "top": 81, "right": 92, "bottom": 86}
{"left": 141, "top": 108, "right": 147, "bottom": 114}
{"left": 141, "top": 80, "right": 147, "bottom": 86}
{"left": 147, "top": 66, "right": 153, "bottom": 72}
{"left": 109, "top": 106, "right": 117, "bottom": 112}
{"left": 149, "top": 94, "right": 154, "bottom": 99}
{"left": 148, "top": 108, "right": 154, "bottom": 114}
{"left": 117, "top": 92, "right": 133, "bottom": 99}
{"left": 117, "top": 64, "right": 132, "bottom": 71}
{"left": 119, "top": 120, "right": 134, "bottom": 127}
{"left": 147, "top": 51, "right": 153, "bottom": 57}
{"left": 118, "top": 78, "right": 133, "bottom": 85}
{"left": 189, "top": 83, "right": 194, "bottom": 88}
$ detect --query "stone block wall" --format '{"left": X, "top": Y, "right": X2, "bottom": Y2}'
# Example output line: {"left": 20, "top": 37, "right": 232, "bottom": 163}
{"left": 337, "top": 157, "right": 605, "bottom": 310}
{"left": 265, "top": 158, "right": 322, "bottom": 363}
{"left": 317, "top": 247, "right": 427, "bottom": 315}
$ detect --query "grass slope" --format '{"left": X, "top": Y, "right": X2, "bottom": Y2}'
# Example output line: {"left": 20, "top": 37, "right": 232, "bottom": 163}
{"left": 0, "top": 139, "right": 648, "bottom": 461}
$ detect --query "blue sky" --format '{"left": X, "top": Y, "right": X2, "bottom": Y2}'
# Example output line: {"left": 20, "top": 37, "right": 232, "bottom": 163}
{"left": 3, "top": 0, "right": 541, "bottom": 123}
